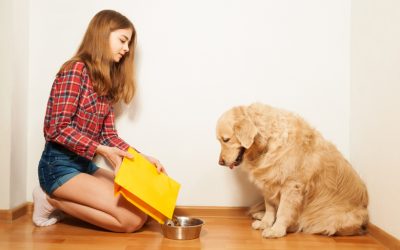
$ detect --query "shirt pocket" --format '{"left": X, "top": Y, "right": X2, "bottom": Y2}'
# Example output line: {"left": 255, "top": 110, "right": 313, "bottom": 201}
{"left": 80, "top": 92, "right": 98, "bottom": 113}
{"left": 80, "top": 92, "right": 109, "bottom": 118}
{"left": 75, "top": 106, "right": 101, "bottom": 133}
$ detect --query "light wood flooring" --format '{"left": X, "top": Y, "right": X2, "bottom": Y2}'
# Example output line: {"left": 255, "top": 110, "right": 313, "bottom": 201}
{"left": 0, "top": 214, "right": 388, "bottom": 250}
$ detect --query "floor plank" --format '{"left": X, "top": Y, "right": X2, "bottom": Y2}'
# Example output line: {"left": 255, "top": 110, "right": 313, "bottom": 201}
{"left": 0, "top": 215, "right": 387, "bottom": 250}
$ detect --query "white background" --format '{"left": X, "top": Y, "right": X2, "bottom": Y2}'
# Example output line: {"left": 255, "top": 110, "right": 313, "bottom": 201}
{"left": 1, "top": 0, "right": 399, "bottom": 239}
{"left": 28, "top": 0, "right": 350, "bottom": 207}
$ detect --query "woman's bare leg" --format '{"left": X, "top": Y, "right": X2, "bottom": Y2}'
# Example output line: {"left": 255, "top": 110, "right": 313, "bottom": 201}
{"left": 49, "top": 168, "right": 148, "bottom": 232}
{"left": 92, "top": 167, "right": 114, "bottom": 183}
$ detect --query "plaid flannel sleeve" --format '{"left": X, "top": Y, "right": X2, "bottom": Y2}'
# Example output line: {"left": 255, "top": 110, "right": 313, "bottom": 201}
{"left": 99, "top": 106, "right": 130, "bottom": 151}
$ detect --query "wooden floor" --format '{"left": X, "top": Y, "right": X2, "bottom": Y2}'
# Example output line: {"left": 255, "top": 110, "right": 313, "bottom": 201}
{"left": 0, "top": 214, "right": 387, "bottom": 250}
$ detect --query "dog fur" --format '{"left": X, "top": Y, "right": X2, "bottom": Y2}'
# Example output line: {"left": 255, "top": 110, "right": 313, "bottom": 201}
{"left": 216, "top": 103, "right": 369, "bottom": 238}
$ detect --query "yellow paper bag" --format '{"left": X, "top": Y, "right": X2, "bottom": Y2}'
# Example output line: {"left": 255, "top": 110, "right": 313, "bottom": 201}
{"left": 114, "top": 148, "right": 180, "bottom": 224}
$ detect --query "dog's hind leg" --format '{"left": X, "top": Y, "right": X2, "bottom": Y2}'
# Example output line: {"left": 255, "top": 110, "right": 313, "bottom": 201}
{"left": 300, "top": 207, "right": 369, "bottom": 236}
{"left": 334, "top": 208, "right": 369, "bottom": 236}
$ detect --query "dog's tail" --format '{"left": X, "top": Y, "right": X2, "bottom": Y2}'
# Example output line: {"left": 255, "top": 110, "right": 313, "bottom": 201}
{"left": 247, "top": 200, "right": 265, "bottom": 216}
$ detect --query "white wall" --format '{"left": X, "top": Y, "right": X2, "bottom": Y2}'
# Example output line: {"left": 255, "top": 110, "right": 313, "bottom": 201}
{"left": 11, "top": 0, "right": 29, "bottom": 209}
{"left": 0, "top": 0, "right": 13, "bottom": 209}
{"left": 0, "top": 0, "right": 29, "bottom": 209}
{"left": 351, "top": 0, "right": 400, "bottom": 239}
{"left": 27, "top": 0, "right": 351, "bottom": 207}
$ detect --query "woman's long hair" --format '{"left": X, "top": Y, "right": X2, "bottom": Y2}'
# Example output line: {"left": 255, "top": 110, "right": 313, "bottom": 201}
{"left": 61, "top": 10, "right": 136, "bottom": 104}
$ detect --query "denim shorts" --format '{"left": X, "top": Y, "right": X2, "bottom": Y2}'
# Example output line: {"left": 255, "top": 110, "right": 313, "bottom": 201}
{"left": 38, "top": 142, "right": 99, "bottom": 195}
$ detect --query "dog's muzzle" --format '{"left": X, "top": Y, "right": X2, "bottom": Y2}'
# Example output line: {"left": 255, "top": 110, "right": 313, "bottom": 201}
{"left": 233, "top": 147, "right": 246, "bottom": 166}
{"left": 219, "top": 147, "right": 246, "bottom": 169}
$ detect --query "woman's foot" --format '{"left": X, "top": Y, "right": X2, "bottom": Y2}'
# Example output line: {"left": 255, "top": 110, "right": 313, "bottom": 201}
{"left": 32, "top": 186, "right": 64, "bottom": 226}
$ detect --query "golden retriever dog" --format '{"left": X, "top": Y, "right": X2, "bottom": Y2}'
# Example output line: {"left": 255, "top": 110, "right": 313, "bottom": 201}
{"left": 216, "top": 103, "right": 368, "bottom": 238}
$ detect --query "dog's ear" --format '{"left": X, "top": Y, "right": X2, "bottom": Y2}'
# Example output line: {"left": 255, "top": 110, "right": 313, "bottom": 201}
{"left": 234, "top": 118, "right": 257, "bottom": 148}
{"left": 246, "top": 134, "right": 268, "bottom": 161}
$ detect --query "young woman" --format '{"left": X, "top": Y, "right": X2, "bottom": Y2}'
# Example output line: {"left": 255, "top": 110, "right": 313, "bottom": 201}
{"left": 33, "top": 10, "right": 166, "bottom": 233}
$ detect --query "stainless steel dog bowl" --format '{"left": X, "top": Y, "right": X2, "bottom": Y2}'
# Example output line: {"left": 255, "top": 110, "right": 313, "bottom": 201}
{"left": 161, "top": 216, "right": 204, "bottom": 240}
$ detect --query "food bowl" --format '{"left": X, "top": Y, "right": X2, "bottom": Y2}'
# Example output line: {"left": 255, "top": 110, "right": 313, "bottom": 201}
{"left": 161, "top": 216, "right": 204, "bottom": 240}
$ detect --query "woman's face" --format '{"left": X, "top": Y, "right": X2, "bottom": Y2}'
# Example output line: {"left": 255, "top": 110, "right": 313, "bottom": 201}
{"left": 109, "top": 28, "right": 133, "bottom": 62}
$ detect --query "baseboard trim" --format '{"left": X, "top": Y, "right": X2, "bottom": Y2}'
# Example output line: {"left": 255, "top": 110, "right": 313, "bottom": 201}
{"left": 2, "top": 203, "right": 398, "bottom": 248}
{"left": 1, "top": 204, "right": 249, "bottom": 221}
{"left": 367, "top": 223, "right": 400, "bottom": 250}
{"left": 0, "top": 202, "right": 33, "bottom": 222}
{"left": 174, "top": 206, "right": 249, "bottom": 218}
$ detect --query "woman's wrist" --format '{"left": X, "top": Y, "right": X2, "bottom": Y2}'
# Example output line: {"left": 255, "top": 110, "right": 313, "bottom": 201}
{"left": 95, "top": 144, "right": 106, "bottom": 156}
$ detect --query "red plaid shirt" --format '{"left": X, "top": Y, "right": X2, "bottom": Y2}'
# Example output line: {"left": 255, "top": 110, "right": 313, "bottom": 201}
{"left": 43, "top": 61, "right": 130, "bottom": 160}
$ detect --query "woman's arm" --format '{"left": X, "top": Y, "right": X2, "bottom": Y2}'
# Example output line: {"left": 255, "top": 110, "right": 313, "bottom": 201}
{"left": 99, "top": 106, "right": 130, "bottom": 151}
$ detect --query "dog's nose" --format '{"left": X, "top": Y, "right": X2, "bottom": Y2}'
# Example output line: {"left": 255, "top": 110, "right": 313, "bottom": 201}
{"left": 219, "top": 157, "right": 225, "bottom": 166}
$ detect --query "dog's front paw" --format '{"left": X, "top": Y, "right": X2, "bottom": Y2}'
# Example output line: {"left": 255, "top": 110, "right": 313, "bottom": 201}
{"left": 252, "top": 220, "right": 268, "bottom": 230}
{"left": 261, "top": 225, "right": 287, "bottom": 238}
{"left": 251, "top": 211, "right": 265, "bottom": 220}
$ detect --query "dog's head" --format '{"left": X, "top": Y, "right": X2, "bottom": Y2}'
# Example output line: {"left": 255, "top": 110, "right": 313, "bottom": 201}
{"left": 216, "top": 106, "right": 258, "bottom": 169}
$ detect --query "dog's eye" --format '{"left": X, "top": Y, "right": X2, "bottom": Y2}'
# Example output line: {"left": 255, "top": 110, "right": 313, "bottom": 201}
{"left": 222, "top": 137, "right": 230, "bottom": 143}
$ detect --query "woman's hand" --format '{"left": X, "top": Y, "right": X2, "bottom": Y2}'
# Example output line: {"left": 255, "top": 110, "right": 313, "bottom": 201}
{"left": 96, "top": 145, "right": 133, "bottom": 175}
{"left": 143, "top": 154, "right": 168, "bottom": 175}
